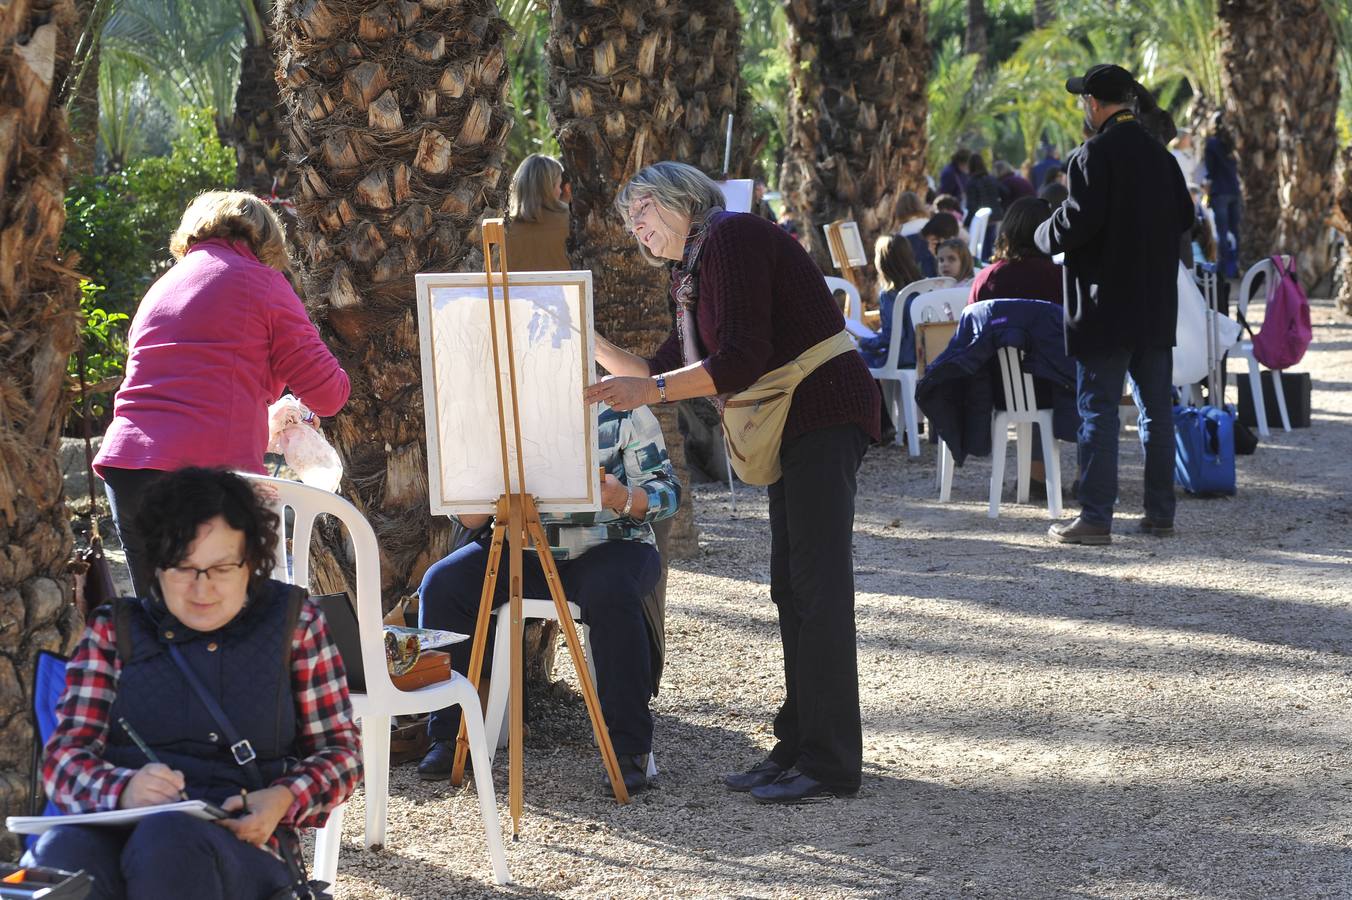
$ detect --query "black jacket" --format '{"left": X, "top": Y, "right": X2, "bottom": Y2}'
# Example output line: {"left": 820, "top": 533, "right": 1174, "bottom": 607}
{"left": 914, "top": 299, "right": 1077, "bottom": 466}
{"left": 1034, "top": 110, "right": 1194, "bottom": 357}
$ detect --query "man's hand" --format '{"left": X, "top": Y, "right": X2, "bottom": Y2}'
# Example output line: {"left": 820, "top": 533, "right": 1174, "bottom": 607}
{"left": 119, "top": 763, "right": 186, "bottom": 809}
{"left": 218, "top": 785, "right": 294, "bottom": 847}
{"left": 583, "top": 375, "right": 659, "bottom": 412}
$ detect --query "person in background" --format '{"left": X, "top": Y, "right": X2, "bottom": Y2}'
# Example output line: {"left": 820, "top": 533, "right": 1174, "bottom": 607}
{"left": 752, "top": 179, "right": 778, "bottom": 221}
{"left": 1170, "top": 130, "right": 1200, "bottom": 185}
{"left": 24, "top": 468, "right": 361, "bottom": 900}
{"left": 1204, "top": 115, "right": 1242, "bottom": 278}
{"left": 963, "top": 153, "right": 1004, "bottom": 260}
{"left": 1030, "top": 144, "right": 1063, "bottom": 192}
{"left": 936, "top": 238, "right": 975, "bottom": 286}
{"left": 857, "top": 235, "right": 924, "bottom": 369}
{"left": 931, "top": 195, "right": 971, "bottom": 242}
{"left": 969, "top": 197, "right": 1062, "bottom": 306}
{"left": 1039, "top": 181, "right": 1070, "bottom": 208}
{"left": 939, "top": 148, "right": 972, "bottom": 206}
{"left": 896, "top": 190, "right": 936, "bottom": 276}
{"left": 921, "top": 213, "right": 960, "bottom": 262}
{"left": 994, "top": 160, "right": 1036, "bottom": 206}
{"left": 506, "top": 153, "right": 572, "bottom": 271}
{"left": 93, "top": 191, "right": 349, "bottom": 598}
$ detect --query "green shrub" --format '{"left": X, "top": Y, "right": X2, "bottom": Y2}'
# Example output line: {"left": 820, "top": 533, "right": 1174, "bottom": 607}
{"left": 68, "top": 280, "right": 130, "bottom": 430}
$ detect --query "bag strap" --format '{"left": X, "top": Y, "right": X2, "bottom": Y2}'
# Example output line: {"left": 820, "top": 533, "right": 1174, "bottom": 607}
{"left": 76, "top": 347, "right": 104, "bottom": 555}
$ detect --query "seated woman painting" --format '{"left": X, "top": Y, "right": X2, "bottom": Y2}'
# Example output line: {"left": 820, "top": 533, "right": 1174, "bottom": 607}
{"left": 857, "top": 235, "right": 924, "bottom": 369}
{"left": 969, "top": 197, "right": 1063, "bottom": 306}
{"left": 416, "top": 405, "right": 681, "bottom": 795}
{"left": 24, "top": 468, "right": 361, "bottom": 900}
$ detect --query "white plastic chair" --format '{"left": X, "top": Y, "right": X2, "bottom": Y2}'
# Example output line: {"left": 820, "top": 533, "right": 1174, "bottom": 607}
{"left": 482, "top": 599, "right": 658, "bottom": 778}
{"left": 867, "top": 276, "right": 955, "bottom": 456}
{"left": 907, "top": 287, "right": 967, "bottom": 494}
{"left": 968, "top": 207, "right": 992, "bottom": 262}
{"left": 988, "top": 347, "right": 1062, "bottom": 518}
{"left": 825, "top": 275, "right": 863, "bottom": 327}
{"left": 242, "top": 474, "right": 512, "bottom": 888}
{"left": 1231, "top": 257, "right": 1292, "bottom": 436}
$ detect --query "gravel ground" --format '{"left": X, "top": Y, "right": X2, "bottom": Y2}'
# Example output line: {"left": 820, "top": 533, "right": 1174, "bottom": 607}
{"left": 323, "top": 299, "right": 1345, "bottom": 898}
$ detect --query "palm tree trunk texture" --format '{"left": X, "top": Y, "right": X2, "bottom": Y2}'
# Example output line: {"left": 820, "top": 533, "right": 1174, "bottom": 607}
{"left": 232, "top": 0, "right": 289, "bottom": 199}
{"left": 964, "top": 0, "right": 987, "bottom": 69}
{"left": 545, "top": 0, "right": 754, "bottom": 560}
{"left": 1219, "top": 0, "right": 1341, "bottom": 290}
{"left": 780, "top": 0, "right": 929, "bottom": 277}
{"left": 1032, "top": 0, "right": 1055, "bottom": 29}
{"left": 1333, "top": 146, "right": 1352, "bottom": 316}
{"left": 275, "top": 0, "right": 511, "bottom": 607}
{"left": 0, "top": 0, "right": 85, "bottom": 857}
{"left": 67, "top": 0, "right": 100, "bottom": 175}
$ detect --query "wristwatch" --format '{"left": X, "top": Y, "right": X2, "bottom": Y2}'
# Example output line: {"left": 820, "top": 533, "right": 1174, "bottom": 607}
{"left": 653, "top": 374, "right": 668, "bottom": 404}
{"left": 620, "top": 486, "right": 636, "bottom": 518}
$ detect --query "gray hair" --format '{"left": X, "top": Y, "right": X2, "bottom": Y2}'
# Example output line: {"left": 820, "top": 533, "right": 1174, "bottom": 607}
{"left": 615, "top": 161, "right": 726, "bottom": 266}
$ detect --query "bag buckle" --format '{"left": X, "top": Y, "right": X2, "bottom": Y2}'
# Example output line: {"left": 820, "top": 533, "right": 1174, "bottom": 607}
{"left": 230, "top": 739, "right": 257, "bottom": 765}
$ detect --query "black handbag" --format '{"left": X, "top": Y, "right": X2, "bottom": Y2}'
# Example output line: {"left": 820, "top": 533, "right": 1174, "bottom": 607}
{"left": 165, "top": 642, "right": 333, "bottom": 900}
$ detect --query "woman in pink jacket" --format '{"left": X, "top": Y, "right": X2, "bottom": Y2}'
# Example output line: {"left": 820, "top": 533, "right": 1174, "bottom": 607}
{"left": 94, "top": 191, "right": 350, "bottom": 596}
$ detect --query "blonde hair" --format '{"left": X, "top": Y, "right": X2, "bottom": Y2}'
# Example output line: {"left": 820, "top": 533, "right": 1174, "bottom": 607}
{"left": 509, "top": 154, "right": 568, "bottom": 223}
{"left": 169, "top": 190, "right": 292, "bottom": 275}
{"left": 615, "top": 161, "right": 726, "bottom": 267}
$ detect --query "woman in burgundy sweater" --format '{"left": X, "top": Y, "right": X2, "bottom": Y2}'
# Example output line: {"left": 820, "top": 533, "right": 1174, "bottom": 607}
{"left": 586, "top": 162, "right": 878, "bottom": 804}
{"left": 968, "top": 196, "right": 1063, "bottom": 306}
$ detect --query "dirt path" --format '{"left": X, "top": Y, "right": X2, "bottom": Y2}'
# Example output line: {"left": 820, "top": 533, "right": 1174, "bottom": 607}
{"left": 328, "top": 299, "right": 1351, "bottom": 899}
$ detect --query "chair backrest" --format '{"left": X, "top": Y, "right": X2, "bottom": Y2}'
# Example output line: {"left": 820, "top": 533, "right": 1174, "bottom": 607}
{"left": 824, "top": 275, "right": 863, "bottom": 325}
{"left": 968, "top": 207, "right": 992, "bottom": 259}
{"left": 1236, "top": 255, "right": 1292, "bottom": 321}
{"left": 28, "top": 650, "right": 67, "bottom": 831}
{"left": 241, "top": 474, "right": 394, "bottom": 699}
{"left": 873, "top": 277, "right": 956, "bottom": 372}
{"left": 994, "top": 346, "right": 1041, "bottom": 415}
{"left": 909, "top": 287, "right": 967, "bottom": 328}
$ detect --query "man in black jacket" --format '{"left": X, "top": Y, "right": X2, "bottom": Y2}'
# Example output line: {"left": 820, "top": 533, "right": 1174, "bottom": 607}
{"left": 1034, "top": 64, "right": 1195, "bottom": 545}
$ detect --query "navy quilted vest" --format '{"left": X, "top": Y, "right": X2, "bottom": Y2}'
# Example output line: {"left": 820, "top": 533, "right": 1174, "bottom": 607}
{"left": 105, "top": 579, "right": 301, "bottom": 804}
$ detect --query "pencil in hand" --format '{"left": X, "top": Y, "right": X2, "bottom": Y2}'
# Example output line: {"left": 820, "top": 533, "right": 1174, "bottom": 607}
{"left": 118, "top": 716, "right": 189, "bottom": 802}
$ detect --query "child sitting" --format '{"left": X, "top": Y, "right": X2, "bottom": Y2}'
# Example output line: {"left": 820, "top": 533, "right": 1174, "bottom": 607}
{"left": 857, "top": 235, "right": 923, "bottom": 368}
{"left": 936, "top": 238, "right": 975, "bottom": 286}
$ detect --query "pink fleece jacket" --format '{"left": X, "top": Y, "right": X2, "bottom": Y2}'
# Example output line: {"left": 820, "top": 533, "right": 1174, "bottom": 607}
{"left": 94, "top": 238, "right": 350, "bottom": 477}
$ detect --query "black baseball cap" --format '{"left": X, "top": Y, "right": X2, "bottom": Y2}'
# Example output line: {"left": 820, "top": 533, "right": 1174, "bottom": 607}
{"left": 1066, "top": 64, "right": 1135, "bottom": 101}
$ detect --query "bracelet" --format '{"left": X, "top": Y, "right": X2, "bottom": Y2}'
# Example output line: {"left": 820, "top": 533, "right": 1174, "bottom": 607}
{"left": 301, "top": 409, "right": 315, "bottom": 424}
{"left": 653, "top": 374, "right": 668, "bottom": 404}
{"left": 620, "top": 486, "right": 636, "bottom": 518}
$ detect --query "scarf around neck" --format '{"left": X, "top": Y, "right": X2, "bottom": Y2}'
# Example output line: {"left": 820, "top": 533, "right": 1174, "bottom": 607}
{"left": 669, "top": 207, "right": 726, "bottom": 366}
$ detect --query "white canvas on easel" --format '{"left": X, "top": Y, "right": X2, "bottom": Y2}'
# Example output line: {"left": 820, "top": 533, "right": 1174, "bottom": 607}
{"left": 823, "top": 221, "right": 867, "bottom": 268}
{"left": 717, "top": 179, "right": 755, "bottom": 214}
{"left": 415, "top": 270, "right": 600, "bottom": 516}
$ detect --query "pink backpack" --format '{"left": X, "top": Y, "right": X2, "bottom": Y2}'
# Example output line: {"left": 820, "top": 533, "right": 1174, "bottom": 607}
{"left": 1249, "top": 255, "right": 1312, "bottom": 371}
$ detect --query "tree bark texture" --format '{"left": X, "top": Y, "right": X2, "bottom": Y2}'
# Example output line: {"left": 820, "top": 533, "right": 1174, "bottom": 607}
{"left": 0, "top": 0, "right": 85, "bottom": 857}
{"left": 275, "top": 0, "right": 511, "bottom": 607}
{"left": 1333, "top": 145, "right": 1352, "bottom": 315}
{"left": 780, "top": 0, "right": 929, "bottom": 277}
{"left": 964, "top": 0, "right": 987, "bottom": 69}
{"left": 1032, "top": 0, "right": 1055, "bottom": 29}
{"left": 1219, "top": 0, "right": 1341, "bottom": 290}
{"left": 546, "top": 0, "right": 754, "bottom": 560}
{"left": 233, "top": 1, "right": 290, "bottom": 199}
{"left": 65, "top": 0, "right": 97, "bottom": 174}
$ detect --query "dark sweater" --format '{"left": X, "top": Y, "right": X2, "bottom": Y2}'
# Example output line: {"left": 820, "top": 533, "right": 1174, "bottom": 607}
{"left": 969, "top": 258, "right": 1064, "bottom": 306}
{"left": 649, "top": 212, "right": 880, "bottom": 443}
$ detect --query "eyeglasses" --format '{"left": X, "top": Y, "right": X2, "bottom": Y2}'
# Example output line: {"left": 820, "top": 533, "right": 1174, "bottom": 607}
{"left": 160, "top": 560, "right": 248, "bottom": 585}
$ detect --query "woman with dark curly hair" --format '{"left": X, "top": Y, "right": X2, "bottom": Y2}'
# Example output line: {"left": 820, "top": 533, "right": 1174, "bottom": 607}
{"left": 24, "top": 467, "right": 361, "bottom": 900}
{"left": 969, "top": 196, "right": 1063, "bottom": 306}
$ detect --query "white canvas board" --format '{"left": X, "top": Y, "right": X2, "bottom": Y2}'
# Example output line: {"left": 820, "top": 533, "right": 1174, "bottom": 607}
{"left": 823, "top": 221, "right": 868, "bottom": 268}
{"left": 717, "top": 179, "right": 755, "bottom": 214}
{"left": 7, "top": 800, "right": 226, "bottom": 834}
{"left": 415, "top": 271, "right": 600, "bottom": 515}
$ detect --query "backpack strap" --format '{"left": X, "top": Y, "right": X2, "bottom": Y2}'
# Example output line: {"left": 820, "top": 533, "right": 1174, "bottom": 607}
{"left": 113, "top": 599, "right": 135, "bottom": 662}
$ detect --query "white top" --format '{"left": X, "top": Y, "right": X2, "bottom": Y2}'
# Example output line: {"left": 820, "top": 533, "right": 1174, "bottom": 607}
{"left": 899, "top": 217, "right": 929, "bottom": 237}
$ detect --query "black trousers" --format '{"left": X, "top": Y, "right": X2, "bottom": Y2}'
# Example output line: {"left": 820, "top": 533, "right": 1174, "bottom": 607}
{"left": 100, "top": 466, "right": 165, "bottom": 599}
{"left": 766, "top": 423, "right": 868, "bottom": 790}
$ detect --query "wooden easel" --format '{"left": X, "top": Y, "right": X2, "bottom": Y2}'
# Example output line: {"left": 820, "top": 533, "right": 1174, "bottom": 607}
{"left": 824, "top": 220, "right": 862, "bottom": 319}
{"left": 448, "top": 219, "right": 630, "bottom": 838}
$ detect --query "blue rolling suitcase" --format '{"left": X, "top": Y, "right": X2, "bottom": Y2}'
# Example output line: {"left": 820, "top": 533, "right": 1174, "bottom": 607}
{"left": 1174, "top": 404, "right": 1236, "bottom": 495}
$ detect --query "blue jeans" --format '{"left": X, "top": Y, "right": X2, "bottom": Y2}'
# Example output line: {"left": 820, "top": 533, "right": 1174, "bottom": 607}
{"left": 22, "top": 812, "right": 293, "bottom": 900}
{"left": 1074, "top": 346, "right": 1176, "bottom": 526}
{"left": 420, "top": 538, "right": 661, "bottom": 755}
{"left": 1210, "top": 193, "right": 1242, "bottom": 278}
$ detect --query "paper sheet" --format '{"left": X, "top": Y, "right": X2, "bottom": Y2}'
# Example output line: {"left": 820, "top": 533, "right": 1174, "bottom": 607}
{"left": 6, "top": 799, "right": 227, "bottom": 835}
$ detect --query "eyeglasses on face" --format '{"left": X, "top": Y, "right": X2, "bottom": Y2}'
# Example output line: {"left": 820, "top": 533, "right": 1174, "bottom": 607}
{"left": 160, "top": 560, "right": 248, "bottom": 585}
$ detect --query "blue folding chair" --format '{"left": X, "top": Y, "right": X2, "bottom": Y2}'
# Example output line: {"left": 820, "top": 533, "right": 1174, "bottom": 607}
{"left": 26, "top": 650, "right": 68, "bottom": 848}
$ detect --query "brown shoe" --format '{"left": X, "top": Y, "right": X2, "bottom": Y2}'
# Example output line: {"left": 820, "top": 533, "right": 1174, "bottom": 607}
{"left": 1048, "top": 516, "right": 1112, "bottom": 545}
{"left": 1137, "top": 518, "right": 1175, "bottom": 537}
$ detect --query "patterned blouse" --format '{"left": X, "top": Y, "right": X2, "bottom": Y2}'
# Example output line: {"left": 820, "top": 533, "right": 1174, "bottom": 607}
{"left": 42, "top": 597, "right": 361, "bottom": 860}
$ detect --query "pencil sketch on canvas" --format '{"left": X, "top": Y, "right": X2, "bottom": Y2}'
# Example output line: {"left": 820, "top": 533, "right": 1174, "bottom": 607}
{"left": 415, "top": 271, "right": 599, "bottom": 515}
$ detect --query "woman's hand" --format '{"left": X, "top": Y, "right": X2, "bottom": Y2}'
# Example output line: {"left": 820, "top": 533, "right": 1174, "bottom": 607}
{"left": 600, "top": 474, "right": 629, "bottom": 512}
{"left": 119, "top": 763, "right": 186, "bottom": 809}
{"left": 584, "top": 375, "right": 658, "bottom": 412}
{"left": 217, "top": 785, "right": 295, "bottom": 847}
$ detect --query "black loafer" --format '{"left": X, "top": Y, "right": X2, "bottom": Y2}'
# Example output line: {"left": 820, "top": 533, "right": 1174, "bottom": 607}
{"left": 602, "top": 753, "right": 651, "bottom": 795}
{"left": 1137, "top": 517, "right": 1175, "bottom": 537}
{"left": 1048, "top": 516, "right": 1112, "bottom": 545}
{"left": 724, "top": 758, "right": 787, "bottom": 793}
{"left": 750, "top": 768, "right": 856, "bottom": 804}
{"left": 417, "top": 739, "right": 469, "bottom": 781}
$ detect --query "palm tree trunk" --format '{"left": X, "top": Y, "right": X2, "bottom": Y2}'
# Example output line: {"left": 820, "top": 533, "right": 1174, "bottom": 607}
{"left": 546, "top": 0, "right": 753, "bottom": 560}
{"left": 1220, "top": 0, "right": 1341, "bottom": 289}
{"left": 964, "top": 0, "right": 988, "bottom": 69}
{"left": 1333, "top": 145, "right": 1352, "bottom": 315}
{"left": 67, "top": 0, "right": 101, "bottom": 174}
{"left": 275, "top": 0, "right": 512, "bottom": 607}
{"left": 232, "top": 0, "right": 288, "bottom": 198}
{"left": 0, "top": 0, "right": 85, "bottom": 857}
{"left": 1033, "top": 0, "right": 1055, "bottom": 29}
{"left": 780, "top": 0, "right": 930, "bottom": 276}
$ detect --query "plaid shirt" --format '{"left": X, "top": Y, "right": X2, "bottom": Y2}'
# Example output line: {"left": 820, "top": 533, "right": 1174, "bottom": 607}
{"left": 536, "top": 405, "right": 682, "bottom": 560}
{"left": 42, "top": 597, "right": 361, "bottom": 860}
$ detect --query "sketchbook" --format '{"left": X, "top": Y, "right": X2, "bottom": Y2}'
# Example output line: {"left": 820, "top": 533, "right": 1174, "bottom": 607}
{"left": 5, "top": 799, "right": 227, "bottom": 835}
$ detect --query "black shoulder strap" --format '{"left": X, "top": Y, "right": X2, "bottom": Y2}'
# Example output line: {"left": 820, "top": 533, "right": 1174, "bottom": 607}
{"left": 280, "top": 583, "right": 307, "bottom": 678}
{"left": 114, "top": 600, "right": 135, "bottom": 662}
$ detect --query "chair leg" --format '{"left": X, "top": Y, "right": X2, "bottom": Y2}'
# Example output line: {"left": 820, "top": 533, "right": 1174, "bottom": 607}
{"left": 485, "top": 612, "right": 512, "bottom": 762}
{"left": 900, "top": 383, "right": 920, "bottom": 457}
{"left": 459, "top": 682, "right": 513, "bottom": 885}
{"left": 939, "top": 442, "right": 955, "bottom": 502}
{"left": 313, "top": 801, "right": 344, "bottom": 887}
{"left": 988, "top": 414, "right": 1008, "bottom": 519}
{"left": 1247, "top": 357, "right": 1270, "bottom": 437}
{"left": 1271, "top": 370, "right": 1291, "bottom": 432}
{"left": 359, "top": 712, "right": 391, "bottom": 849}
{"left": 1015, "top": 422, "right": 1032, "bottom": 504}
{"left": 1039, "top": 419, "right": 1062, "bottom": 519}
